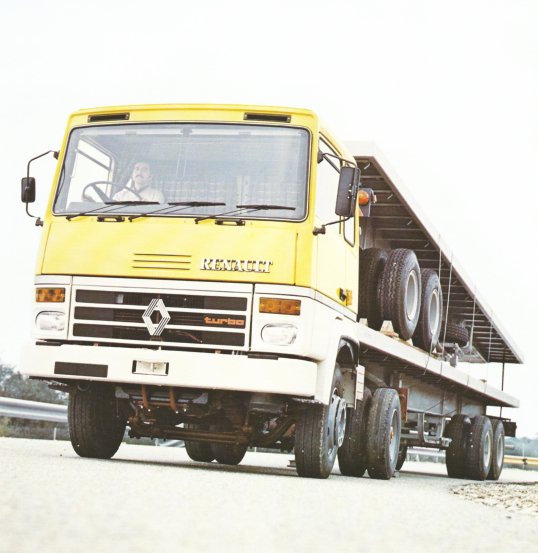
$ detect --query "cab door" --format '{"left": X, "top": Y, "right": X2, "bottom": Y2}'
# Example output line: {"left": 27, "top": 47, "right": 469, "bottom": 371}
{"left": 314, "top": 138, "right": 349, "bottom": 307}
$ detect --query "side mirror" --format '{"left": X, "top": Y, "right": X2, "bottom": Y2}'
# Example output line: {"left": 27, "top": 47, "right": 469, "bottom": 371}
{"left": 335, "top": 166, "right": 360, "bottom": 217}
{"left": 21, "top": 177, "right": 36, "bottom": 203}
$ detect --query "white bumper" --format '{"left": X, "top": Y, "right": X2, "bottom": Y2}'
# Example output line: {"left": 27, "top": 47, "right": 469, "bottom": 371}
{"left": 20, "top": 342, "right": 318, "bottom": 398}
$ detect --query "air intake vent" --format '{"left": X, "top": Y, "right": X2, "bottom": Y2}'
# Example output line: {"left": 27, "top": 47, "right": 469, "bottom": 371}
{"left": 88, "top": 113, "right": 130, "bottom": 123}
{"left": 132, "top": 253, "right": 192, "bottom": 271}
{"left": 244, "top": 113, "right": 291, "bottom": 123}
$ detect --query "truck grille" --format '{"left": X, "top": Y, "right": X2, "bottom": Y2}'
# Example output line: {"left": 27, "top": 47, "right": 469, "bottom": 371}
{"left": 70, "top": 286, "right": 250, "bottom": 349}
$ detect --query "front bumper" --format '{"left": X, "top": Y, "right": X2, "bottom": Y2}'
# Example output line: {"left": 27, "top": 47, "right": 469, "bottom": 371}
{"left": 20, "top": 342, "right": 318, "bottom": 398}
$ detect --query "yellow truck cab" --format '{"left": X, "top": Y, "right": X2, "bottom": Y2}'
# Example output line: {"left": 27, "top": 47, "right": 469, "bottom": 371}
{"left": 21, "top": 104, "right": 521, "bottom": 480}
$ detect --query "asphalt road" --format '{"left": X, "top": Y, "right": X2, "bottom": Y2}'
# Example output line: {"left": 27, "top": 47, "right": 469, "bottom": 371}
{"left": 1, "top": 438, "right": 537, "bottom": 553}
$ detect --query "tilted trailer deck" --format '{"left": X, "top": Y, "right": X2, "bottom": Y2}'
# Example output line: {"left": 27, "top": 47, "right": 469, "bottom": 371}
{"left": 349, "top": 142, "right": 521, "bottom": 478}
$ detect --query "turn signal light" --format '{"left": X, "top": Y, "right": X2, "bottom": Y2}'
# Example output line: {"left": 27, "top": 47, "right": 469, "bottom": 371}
{"left": 259, "top": 297, "right": 301, "bottom": 316}
{"left": 358, "top": 190, "right": 371, "bottom": 206}
{"left": 36, "top": 288, "right": 65, "bottom": 303}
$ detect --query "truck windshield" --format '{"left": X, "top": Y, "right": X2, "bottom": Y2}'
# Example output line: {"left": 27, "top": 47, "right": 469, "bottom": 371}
{"left": 54, "top": 123, "right": 310, "bottom": 221}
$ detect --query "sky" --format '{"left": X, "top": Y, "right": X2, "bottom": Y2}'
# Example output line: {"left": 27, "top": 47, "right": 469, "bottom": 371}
{"left": 1, "top": 0, "right": 537, "bottom": 436}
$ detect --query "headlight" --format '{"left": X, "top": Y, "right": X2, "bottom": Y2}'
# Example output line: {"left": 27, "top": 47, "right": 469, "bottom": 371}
{"left": 36, "top": 311, "right": 66, "bottom": 332}
{"left": 261, "top": 324, "right": 297, "bottom": 346}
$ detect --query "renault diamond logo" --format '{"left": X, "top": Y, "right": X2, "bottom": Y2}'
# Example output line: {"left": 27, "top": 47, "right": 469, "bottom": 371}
{"left": 142, "top": 299, "right": 171, "bottom": 336}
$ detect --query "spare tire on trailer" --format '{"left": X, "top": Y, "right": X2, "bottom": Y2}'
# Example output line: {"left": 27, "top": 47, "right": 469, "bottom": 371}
{"left": 442, "top": 319, "right": 470, "bottom": 347}
{"left": 358, "top": 248, "right": 388, "bottom": 330}
{"left": 379, "top": 249, "right": 422, "bottom": 341}
{"left": 413, "top": 269, "right": 443, "bottom": 352}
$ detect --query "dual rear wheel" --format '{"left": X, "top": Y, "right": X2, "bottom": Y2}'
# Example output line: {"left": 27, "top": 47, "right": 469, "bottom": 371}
{"left": 337, "top": 387, "right": 402, "bottom": 480}
{"left": 296, "top": 381, "right": 402, "bottom": 480}
{"left": 445, "top": 415, "right": 504, "bottom": 481}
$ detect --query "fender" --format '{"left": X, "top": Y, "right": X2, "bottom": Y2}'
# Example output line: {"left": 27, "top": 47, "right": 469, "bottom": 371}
{"left": 314, "top": 317, "right": 360, "bottom": 406}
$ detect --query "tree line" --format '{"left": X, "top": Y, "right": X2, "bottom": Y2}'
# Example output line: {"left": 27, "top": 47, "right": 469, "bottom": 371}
{"left": 0, "top": 362, "right": 68, "bottom": 440}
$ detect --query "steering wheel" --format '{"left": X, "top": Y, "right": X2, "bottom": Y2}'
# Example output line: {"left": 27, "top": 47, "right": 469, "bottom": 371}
{"left": 82, "top": 181, "right": 142, "bottom": 202}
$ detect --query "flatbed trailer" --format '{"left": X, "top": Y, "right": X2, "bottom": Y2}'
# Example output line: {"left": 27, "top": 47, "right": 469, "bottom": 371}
{"left": 20, "top": 104, "right": 521, "bottom": 481}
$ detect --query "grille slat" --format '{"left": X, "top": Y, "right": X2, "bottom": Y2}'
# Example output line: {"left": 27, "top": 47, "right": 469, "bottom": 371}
{"left": 73, "top": 324, "right": 245, "bottom": 346}
{"left": 76, "top": 290, "right": 247, "bottom": 311}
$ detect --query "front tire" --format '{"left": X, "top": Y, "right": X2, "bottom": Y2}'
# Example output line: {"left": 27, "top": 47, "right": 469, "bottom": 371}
{"left": 295, "top": 365, "right": 347, "bottom": 479}
{"left": 366, "top": 388, "right": 402, "bottom": 480}
{"left": 68, "top": 385, "right": 125, "bottom": 459}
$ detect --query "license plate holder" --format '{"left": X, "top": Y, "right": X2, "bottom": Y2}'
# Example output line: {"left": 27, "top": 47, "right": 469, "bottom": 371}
{"left": 132, "top": 360, "right": 169, "bottom": 376}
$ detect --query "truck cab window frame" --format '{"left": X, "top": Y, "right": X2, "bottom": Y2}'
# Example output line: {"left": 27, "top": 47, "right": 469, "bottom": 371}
{"left": 53, "top": 123, "right": 311, "bottom": 222}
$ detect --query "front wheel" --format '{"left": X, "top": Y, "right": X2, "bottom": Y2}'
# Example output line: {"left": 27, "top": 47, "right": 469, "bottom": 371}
{"left": 68, "top": 385, "right": 126, "bottom": 459}
{"left": 295, "top": 365, "right": 347, "bottom": 479}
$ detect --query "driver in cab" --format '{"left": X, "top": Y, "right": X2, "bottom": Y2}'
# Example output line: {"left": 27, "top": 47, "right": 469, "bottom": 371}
{"left": 113, "top": 162, "right": 165, "bottom": 203}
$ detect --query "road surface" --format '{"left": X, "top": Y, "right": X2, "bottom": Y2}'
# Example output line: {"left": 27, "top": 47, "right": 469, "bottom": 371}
{"left": 1, "top": 438, "right": 537, "bottom": 553}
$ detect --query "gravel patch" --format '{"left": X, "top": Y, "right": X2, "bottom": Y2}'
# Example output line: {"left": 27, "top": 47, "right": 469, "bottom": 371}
{"left": 452, "top": 482, "right": 538, "bottom": 516}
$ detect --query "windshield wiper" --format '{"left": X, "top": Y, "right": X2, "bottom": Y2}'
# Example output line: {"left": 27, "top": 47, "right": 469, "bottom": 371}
{"left": 195, "top": 204, "right": 295, "bottom": 224}
{"left": 65, "top": 201, "right": 159, "bottom": 221}
{"left": 235, "top": 204, "right": 296, "bottom": 211}
{"left": 128, "top": 201, "right": 226, "bottom": 221}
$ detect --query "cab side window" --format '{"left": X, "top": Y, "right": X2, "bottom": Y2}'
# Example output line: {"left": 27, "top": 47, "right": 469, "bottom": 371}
{"left": 316, "top": 139, "right": 341, "bottom": 225}
{"left": 316, "top": 138, "right": 355, "bottom": 245}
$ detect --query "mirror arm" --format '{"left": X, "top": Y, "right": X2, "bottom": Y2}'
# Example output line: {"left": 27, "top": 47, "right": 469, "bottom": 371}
{"left": 24, "top": 150, "right": 59, "bottom": 226}
{"left": 313, "top": 215, "right": 352, "bottom": 236}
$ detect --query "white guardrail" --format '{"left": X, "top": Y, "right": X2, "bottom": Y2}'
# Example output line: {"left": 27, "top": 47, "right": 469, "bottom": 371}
{"left": 0, "top": 397, "right": 67, "bottom": 424}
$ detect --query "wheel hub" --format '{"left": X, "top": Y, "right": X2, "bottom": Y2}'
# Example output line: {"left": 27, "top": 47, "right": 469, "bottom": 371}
{"left": 483, "top": 432, "right": 492, "bottom": 469}
{"left": 405, "top": 270, "right": 419, "bottom": 321}
{"left": 388, "top": 409, "right": 400, "bottom": 463}
{"left": 327, "top": 392, "right": 347, "bottom": 452}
